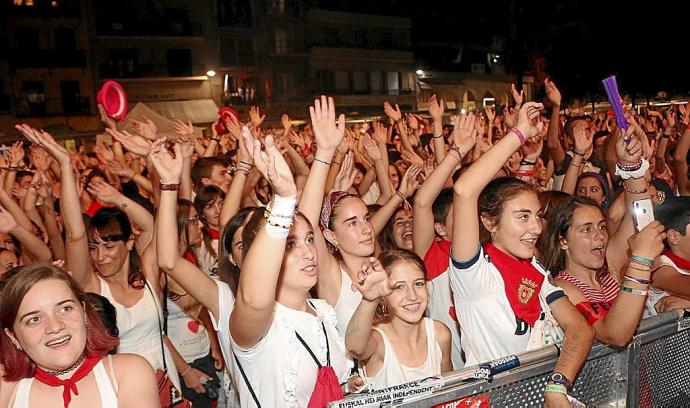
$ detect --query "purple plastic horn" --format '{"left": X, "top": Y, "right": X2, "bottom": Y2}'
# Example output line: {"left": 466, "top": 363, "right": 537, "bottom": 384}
{"left": 602, "top": 75, "right": 629, "bottom": 132}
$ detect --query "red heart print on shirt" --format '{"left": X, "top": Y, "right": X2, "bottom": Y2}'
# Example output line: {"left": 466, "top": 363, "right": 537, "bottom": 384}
{"left": 187, "top": 320, "right": 201, "bottom": 333}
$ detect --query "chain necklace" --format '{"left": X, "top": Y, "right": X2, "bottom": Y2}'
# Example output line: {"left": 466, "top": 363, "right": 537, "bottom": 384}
{"left": 42, "top": 352, "right": 86, "bottom": 377}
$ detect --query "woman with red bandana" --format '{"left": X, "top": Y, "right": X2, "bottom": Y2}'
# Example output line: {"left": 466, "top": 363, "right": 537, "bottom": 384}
{"left": 0, "top": 264, "right": 159, "bottom": 407}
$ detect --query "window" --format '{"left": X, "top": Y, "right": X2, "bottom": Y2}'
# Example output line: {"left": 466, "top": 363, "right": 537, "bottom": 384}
{"left": 275, "top": 29, "right": 288, "bottom": 54}
{"left": 276, "top": 72, "right": 294, "bottom": 97}
{"left": 15, "top": 28, "right": 40, "bottom": 49}
{"left": 316, "top": 70, "right": 335, "bottom": 92}
{"left": 352, "top": 71, "right": 367, "bottom": 93}
{"left": 217, "top": 0, "right": 252, "bottom": 27}
{"left": 386, "top": 72, "right": 399, "bottom": 95}
{"left": 324, "top": 28, "right": 340, "bottom": 47}
{"left": 20, "top": 81, "right": 46, "bottom": 117}
{"left": 353, "top": 30, "right": 366, "bottom": 47}
{"left": 370, "top": 71, "right": 383, "bottom": 93}
{"left": 166, "top": 49, "right": 192, "bottom": 76}
{"left": 60, "top": 80, "right": 81, "bottom": 114}
{"left": 335, "top": 70, "right": 349, "bottom": 92}
{"left": 55, "top": 29, "right": 76, "bottom": 50}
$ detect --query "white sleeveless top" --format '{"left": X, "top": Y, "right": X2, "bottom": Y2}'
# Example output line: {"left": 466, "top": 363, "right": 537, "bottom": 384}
{"left": 97, "top": 277, "right": 180, "bottom": 390}
{"left": 11, "top": 358, "right": 118, "bottom": 407}
{"left": 334, "top": 266, "right": 362, "bottom": 338}
{"left": 366, "top": 318, "right": 442, "bottom": 390}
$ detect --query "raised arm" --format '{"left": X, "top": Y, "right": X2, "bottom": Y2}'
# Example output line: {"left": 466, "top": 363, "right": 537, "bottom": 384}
{"left": 219, "top": 127, "right": 253, "bottom": 231}
{"left": 673, "top": 127, "right": 690, "bottom": 196}
{"left": 151, "top": 139, "right": 221, "bottom": 320}
{"left": 544, "top": 79, "right": 566, "bottom": 168}
{"left": 413, "top": 114, "right": 476, "bottom": 257}
{"left": 0, "top": 204, "right": 51, "bottom": 262}
{"left": 429, "top": 95, "right": 447, "bottom": 163}
{"left": 345, "top": 258, "right": 392, "bottom": 360}
{"left": 370, "top": 165, "right": 421, "bottom": 237}
{"left": 452, "top": 103, "right": 543, "bottom": 261}
{"left": 230, "top": 132, "right": 298, "bottom": 349}
{"left": 561, "top": 122, "right": 592, "bottom": 195}
{"left": 15, "top": 124, "right": 94, "bottom": 290}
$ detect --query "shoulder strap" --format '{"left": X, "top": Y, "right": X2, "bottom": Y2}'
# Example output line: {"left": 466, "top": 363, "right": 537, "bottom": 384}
{"left": 163, "top": 273, "right": 169, "bottom": 335}
{"left": 145, "top": 282, "right": 168, "bottom": 373}
{"left": 232, "top": 353, "right": 261, "bottom": 407}
{"left": 295, "top": 319, "right": 330, "bottom": 368}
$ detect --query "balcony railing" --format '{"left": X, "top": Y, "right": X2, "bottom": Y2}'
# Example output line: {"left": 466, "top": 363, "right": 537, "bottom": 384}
{"left": 99, "top": 63, "right": 206, "bottom": 79}
{"left": 8, "top": 49, "right": 86, "bottom": 69}
{"left": 13, "top": 96, "right": 90, "bottom": 118}
{"left": 96, "top": 21, "right": 202, "bottom": 37}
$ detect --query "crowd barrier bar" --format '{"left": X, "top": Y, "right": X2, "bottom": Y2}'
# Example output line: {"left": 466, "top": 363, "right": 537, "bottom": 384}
{"left": 329, "top": 311, "right": 690, "bottom": 407}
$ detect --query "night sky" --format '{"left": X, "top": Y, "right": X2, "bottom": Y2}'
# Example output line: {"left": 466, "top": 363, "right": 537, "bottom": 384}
{"left": 411, "top": 0, "right": 690, "bottom": 104}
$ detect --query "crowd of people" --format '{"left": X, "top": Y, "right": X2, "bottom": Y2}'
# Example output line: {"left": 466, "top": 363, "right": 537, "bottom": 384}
{"left": 0, "top": 78, "right": 689, "bottom": 407}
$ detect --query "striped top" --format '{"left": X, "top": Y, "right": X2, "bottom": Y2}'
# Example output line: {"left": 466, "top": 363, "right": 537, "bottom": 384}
{"left": 557, "top": 270, "right": 619, "bottom": 303}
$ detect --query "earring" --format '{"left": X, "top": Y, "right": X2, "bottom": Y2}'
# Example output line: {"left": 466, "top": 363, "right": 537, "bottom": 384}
{"left": 16, "top": 345, "right": 22, "bottom": 351}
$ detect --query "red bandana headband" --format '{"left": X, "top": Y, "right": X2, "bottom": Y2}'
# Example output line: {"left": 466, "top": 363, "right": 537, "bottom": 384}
{"left": 319, "top": 191, "right": 357, "bottom": 253}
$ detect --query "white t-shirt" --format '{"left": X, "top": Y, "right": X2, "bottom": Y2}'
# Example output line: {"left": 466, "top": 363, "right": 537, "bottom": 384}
{"left": 210, "top": 279, "right": 353, "bottom": 408}
{"left": 449, "top": 246, "right": 566, "bottom": 366}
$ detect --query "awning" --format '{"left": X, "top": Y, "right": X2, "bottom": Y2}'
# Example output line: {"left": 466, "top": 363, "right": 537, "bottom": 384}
{"left": 142, "top": 99, "right": 219, "bottom": 125}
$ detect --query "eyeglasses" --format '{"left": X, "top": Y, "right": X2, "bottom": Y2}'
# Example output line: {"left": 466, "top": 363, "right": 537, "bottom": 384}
{"left": 187, "top": 215, "right": 200, "bottom": 223}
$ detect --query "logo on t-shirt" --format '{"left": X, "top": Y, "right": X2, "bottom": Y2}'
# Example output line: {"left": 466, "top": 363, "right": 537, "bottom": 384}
{"left": 518, "top": 278, "right": 538, "bottom": 304}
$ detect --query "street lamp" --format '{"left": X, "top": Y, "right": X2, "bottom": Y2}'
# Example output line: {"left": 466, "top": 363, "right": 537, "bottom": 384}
{"left": 415, "top": 69, "right": 424, "bottom": 75}
{"left": 206, "top": 70, "right": 216, "bottom": 77}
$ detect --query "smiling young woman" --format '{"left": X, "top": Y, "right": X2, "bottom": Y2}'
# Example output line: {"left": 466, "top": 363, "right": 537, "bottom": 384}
{"left": 0, "top": 264, "right": 158, "bottom": 408}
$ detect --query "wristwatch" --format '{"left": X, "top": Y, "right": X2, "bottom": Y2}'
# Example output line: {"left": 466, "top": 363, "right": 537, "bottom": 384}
{"left": 547, "top": 372, "right": 572, "bottom": 389}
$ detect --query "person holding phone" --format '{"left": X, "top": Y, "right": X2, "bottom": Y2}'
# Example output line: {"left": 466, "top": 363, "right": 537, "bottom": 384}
{"left": 539, "top": 126, "right": 665, "bottom": 347}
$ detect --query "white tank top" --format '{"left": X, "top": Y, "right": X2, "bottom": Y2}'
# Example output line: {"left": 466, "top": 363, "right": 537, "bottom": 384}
{"left": 367, "top": 318, "right": 442, "bottom": 390}
{"left": 97, "top": 277, "right": 180, "bottom": 390}
{"left": 11, "top": 357, "right": 118, "bottom": 408}
{"left": 334, "top": 266, "right": 362, "bottom": 338}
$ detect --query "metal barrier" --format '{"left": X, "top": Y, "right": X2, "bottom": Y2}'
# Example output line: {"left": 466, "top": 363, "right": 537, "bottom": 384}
{"left": 330, "top": 311, "right": 690, "bottom": 407}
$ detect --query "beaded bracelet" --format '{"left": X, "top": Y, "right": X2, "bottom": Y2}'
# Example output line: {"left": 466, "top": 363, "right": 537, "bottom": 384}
{"left": 623, "top": 275, "right": 651, "bottom": 285}
{"left": 520, "top": 159, "right": 536, "bottom": 166}
{"left": 620, "top": 285, "right": 648, "bottom": 296}
{"left": 622, "top": 183, "right": 648, "bottom": 194}
{"left": 627, "top": 263, "right": 652, "bottom": 273}
{"left": 629, "top": 260, "right": 653, "bottom": 270}
{"left": 572, "top": 150, "right": 586, "bottom": 156}
{"left": 432, "top": 133, "right": 444, "bottom": 139}
{"left": 616, "top": 159, "right": 643, "bottom": 171}
{"left": 631, "top": 254, "right": 654, "bottom": 266}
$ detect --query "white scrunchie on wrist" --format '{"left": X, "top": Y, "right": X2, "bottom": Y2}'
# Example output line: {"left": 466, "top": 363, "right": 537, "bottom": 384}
{"left": 615, "top": 159, "right": 650, "bottom": 180}
{"left": 264, "top": 195, "right": 297, "bottom": 239}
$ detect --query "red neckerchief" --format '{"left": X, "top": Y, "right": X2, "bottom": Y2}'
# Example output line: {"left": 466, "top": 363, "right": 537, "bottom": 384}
{"left": 86, "top": 201, "right": 104, "bottom": 218}
{"left": 484, "top": 243, "right": 544, "bottom": 326}
{"left": 575, "top": 301, "right": 612, "bottom": 326}
{"left": 662, "top": 250, "right": 690, "bottom": 271}
{"left": 34, "top": 354, "right": 103, "bottom": 408}
{"left": 208, "top": 228, "right": 220, "bottom": 240}
{"left": 183, "top": 248, "right": 199, "bottom": 267}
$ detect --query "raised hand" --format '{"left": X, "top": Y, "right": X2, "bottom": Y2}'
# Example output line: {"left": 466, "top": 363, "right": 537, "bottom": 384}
{"left": 8, "top": 140, "right": 25, "bottom": 167}
{"left": 30, "top": 146, "right": 52, "bottom": 172}
{"left": 172, "top": 119, "right": 195, "bottom": 137}
{"left": 515, "top": 102, "right": 545, "bottom": 140}
{"left": 406, "top": 113, "right": 419, "bottom": 130}
{"left": 401, "top": 150, "right": 424, "bottom": 167}
{"left": 371, "top": 122, "right": 387, "bottom": 145}
{"left": 15, "top": 124, "right": 70, "bottom": 166}
{"left": 361, "top": 133, "right": 381, "bottom": 162}
{"left": 521, "top": 136, "right": 544, "bottom": 162}
{"left": 544, "top": 79, "right": 562, "bottom": 107}
{"left": 485, "top": 106, "right": 495, "bottom": 123}
{"left": 351, "top": 257, "right": 393, "bottom": 300}
{"left": 176, "top": 134, "right": 196, "bottom": 160}
{"left": 383, "top": 101, "right": 402, "bottom": 122}
{"left": 450, "top": 113, "right": 478, "bottom": 156}
{"left": 97, "top": 104, "right": 118, "bottom": 130}
{"left": 130, "top": 117, "right": 159, "bottom": 141}
{"left": 628, "top": 220, "right": 666, "bottom": 261}
{"left": 106, "top": 128, "right": 152, "bottom": 157}
{"left": 615, "top": 127, "right": 642, "bottom": 165}
{"left": 504, "top": 106, "right": 518, "bottom": 129}
{"left": 511, "top": 83, "right": 524, "bottom": 108}
{"left": 242, "top": 130, "right": 296, "bottom": 197}
{"left": 281, "top": 113, "right": 292, "bottom": 133}
{"left": 679, "top": 103, "right": 690, "bottom": 126}
{"left": 86, "top": 179, "right": 122, "bottom": 205}
{"left": 149, "top": 138, "right": 183, "bottom": 184}
{"left": 428, "top": 95, "right": 444, "bottom": 122}
{"left": 224, "top": 113, "right": 242, "bottom": 140}
{"left": 93, "top": 143, "right": 115, "bottom": 164}
{"left": 332, "top": 152, "right": 357, "bottom": 193}
{"left": 398, "top": 164, "right": 422, "bottom": 198}
{"left": 572, "top": 121, "right": 593, "bottom": 155}
{"left": 309, "top": 95, "right": 346, "bottom": 154}
{"left": 249, "top": 106, "right": 266, "bottom": 127}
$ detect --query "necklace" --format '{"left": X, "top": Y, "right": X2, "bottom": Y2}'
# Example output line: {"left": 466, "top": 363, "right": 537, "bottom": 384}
{"left": 42, "top": 352, "right": 86, "bottom": 377}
